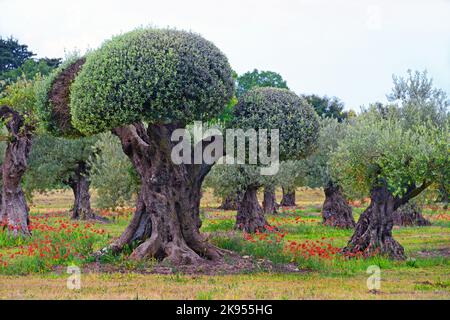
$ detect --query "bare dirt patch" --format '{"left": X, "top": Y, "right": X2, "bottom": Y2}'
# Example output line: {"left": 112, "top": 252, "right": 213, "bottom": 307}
{"left": 53, "top": 252, "right": 305, "bottom": 276}
{"left": 414, "top": 247, "right": 450, "bottom": 258}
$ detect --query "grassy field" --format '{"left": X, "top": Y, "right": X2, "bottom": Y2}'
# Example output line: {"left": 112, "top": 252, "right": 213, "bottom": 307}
{"left": 0, "top": 188, "right": 448, "bottom": 300}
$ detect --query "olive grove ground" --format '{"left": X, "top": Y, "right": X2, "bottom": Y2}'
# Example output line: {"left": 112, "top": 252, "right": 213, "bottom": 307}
{"left": 0, "top": 188, "right": 448, "bottom": 299}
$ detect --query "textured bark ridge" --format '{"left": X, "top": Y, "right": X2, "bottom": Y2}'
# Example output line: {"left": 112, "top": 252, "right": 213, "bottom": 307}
{"left": 110, "top": 192, "right": 152, "bottom": 253}
{"left": 343, "top": 179, "right": 431, "bottom": 260}
{"left": 280, "top": 187, "right": 296, "bottom": 207}
{"left": 235, "top": 186, "right": 268, "bottom": 233}
{"left": 0, "top": 106, "right": 33, "bottom": 237}
{"left": 392, "top": 202, "right": 430, "bottom": 227}
{"left": 262, "top": 186, "right": 278, "bottom": 214}
{"left": 322, "top": 184, "right": 355, "bottom": 228}
{"left": 218, "top": 193, "right": 242, "bottom": 210}
{"left": 68, "top": 161, "right": 95, "bottom": 220}
{"left": 110, "top": 123, "right": 223, "bottom": 264}
{"left": 343, "top": 182, "right": 405, "bottom": 259}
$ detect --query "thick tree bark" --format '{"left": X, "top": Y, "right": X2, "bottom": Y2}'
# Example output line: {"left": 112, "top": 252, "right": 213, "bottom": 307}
{"left": 68, "top": 161, "right": 95, "bottom": 220}
{"left": 218, "top": 192, "right": 241, "bottom": 210}
{"left": 392, "top": 202, "right": 430, "bottom": 227}
{"left": 280, "top": 187, "right": 296, "bottom": 207}
{"left": 110, "top": 192, "right": 151, "bottom": 253}
{"left": 110, "top": 123, "right": 223, "bottom": 264}
{"left": 322, "top": 184, "right": 355, "bottom": 228}
{"left": 235, "top": 185, "right": 267, "bottom": 233}
{"left": 0, "top": 106, "right": 33, "bottom": 237}
{"left": 342, "top": 182, "right": 405, "bottom": 259}
{"left": 262, "top": 186, "right": 278, "bottom": 214}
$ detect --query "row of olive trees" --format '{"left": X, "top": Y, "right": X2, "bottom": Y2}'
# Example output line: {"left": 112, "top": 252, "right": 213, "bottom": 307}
{"left": 0, "top": 28, "right": 447, "bottom": 263}
{"left": 0, "top": 72, "right": 133, "bottom": 225}
{"left": 206, "top": 69, "right": 449, "bottom": 260}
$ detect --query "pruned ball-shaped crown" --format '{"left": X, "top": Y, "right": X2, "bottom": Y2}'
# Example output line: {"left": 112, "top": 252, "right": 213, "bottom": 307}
{"left": 231, "top": 87, "right": 319, "bottom": 160}
{"left": 69, "top": 28, "right": 234, "bottom": 134}
{"left": 35, "top": 56, "right": 86, "bottom": 137}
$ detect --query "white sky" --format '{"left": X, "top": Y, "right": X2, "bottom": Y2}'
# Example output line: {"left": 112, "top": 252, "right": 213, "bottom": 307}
{"left": 1, "top": 0, "right": 449, "bottom": 110}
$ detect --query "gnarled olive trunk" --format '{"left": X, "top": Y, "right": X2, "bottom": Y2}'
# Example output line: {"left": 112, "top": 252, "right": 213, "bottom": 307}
{"left": 392, "top": 202, "right": 430, "bottom": 227}
{"left": 69, "top": 161, "right": 95, "bottom": 220}
{"left": 0, "top": 106, "right": 33, "bottom": 237}
{"left": 280, "top": 187, "right": 296, "bottom": 207}
{"left": 235, "top": 185, "right": 267, "bottom": 233}
{"left": 218, "top": 192, "right": 241, "bottom": 210}
{"left": 262, "top": 186, "right": 278, "bottom": 214}
{"left": 110, "top": 192, "right": 151, "bottom": 253}
{"left": 343, "top": 182, "right": 405, "bottom": 259}
{"left": 322, "top": 184, "right": 355, "bottom": 228}
{"left": 111, "top": 123, "right": 223, "bottom": 264}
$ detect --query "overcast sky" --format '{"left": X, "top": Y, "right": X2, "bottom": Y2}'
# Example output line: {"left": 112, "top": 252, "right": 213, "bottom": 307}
{"left": 1, "top": 0, "right": 449, "bottom": 110}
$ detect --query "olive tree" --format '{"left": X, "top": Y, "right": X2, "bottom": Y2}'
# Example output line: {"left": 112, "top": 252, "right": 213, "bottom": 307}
{"left": 0, "top": 76, "right": 37, "bottom": 236}
{"left": 387, "top": 70, "right": 449, "bottom": 219}
{"left": 277, "top": 160, "right": 306, "bottom": 207}
{"left": 331, "top": 109, "right": 449, "bottom": 259}
{"left": 203, "top": 164, "right": 245, "bottom": 210}
{"left": 229, "top": 87, "right": 319, "bottom": 232}
{"left": 39, "top": 29, "right": 235, "bottom": 264}
{"left": 23, "top": 134, "right": 100, "bottom": 220}
{"left": 235, "top": 69, "right": 290, "bottom": 209}
{"left": 260, "top": 173, "right": 279, "bottom": 214}
{"left": 304, "top": 118, "right": 355, "bottom": 228}
{"left": 203, "top": 160, "right": 278, "bottom": 214}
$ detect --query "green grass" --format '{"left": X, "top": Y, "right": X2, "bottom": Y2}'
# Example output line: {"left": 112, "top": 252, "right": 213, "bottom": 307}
{"left": 0, "top": 188, "right": 448, "bottom": 299}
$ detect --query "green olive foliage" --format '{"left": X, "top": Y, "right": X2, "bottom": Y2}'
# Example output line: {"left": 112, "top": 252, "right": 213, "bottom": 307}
{"left": 387, "top": 70, "right": 449, "bottom": 129}
{"left": 275, "top": 160, "right": 307, "bottom": 193}
{"left": 230, "top": 87, "right": 319, "bottom": 161}
{"left": 0, "top": 75, "right": 39, "bottom": 121}
{"left": 23, "top": 134, "right": 97, "bottom": 196}
{"left": 203, "top": 164, "right": 255, "bottom": 201}
{"left": 207, "top": 88, "right": 319, "bottom": 201}
{"left": 204, "top": 160, "right": 307, "bottom": 202}
{"left": 386, "top": 70, "right": 449, "bottom": 202}
{"left": 69, "top": 28, "right": 234, "bottom": 134}
{"left": 88, "top": 132, "right": 140, "bottom": 209}
{"left": 331, "top": 70, "right": 449, "bottom": 200}
{"left": 330, "top": 110, "right": 449, "bottom": 199}
{"left": 304, "top": 117, "right": 348, "bottom": 188}
{"left": 35, "top": 54, "right": 84, "bottom": 137}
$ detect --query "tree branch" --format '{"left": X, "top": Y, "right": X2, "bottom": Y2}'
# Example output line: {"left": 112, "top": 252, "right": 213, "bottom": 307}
{"left": 112, "top": 122, "right": 150, "bottom": 156}
{"left": 396, "top": 180, "right": 433, "bottom": 209}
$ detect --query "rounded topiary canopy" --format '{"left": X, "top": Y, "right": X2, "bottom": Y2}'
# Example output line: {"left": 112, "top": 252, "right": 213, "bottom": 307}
{"left": 35, "top": 56, "right": 86, "bottom": 137}
{"left": 69, "top": 28, "right": 234, "bottom": 134}
{"left": 230, "top": 87, "right": 319, "bottom": 161}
